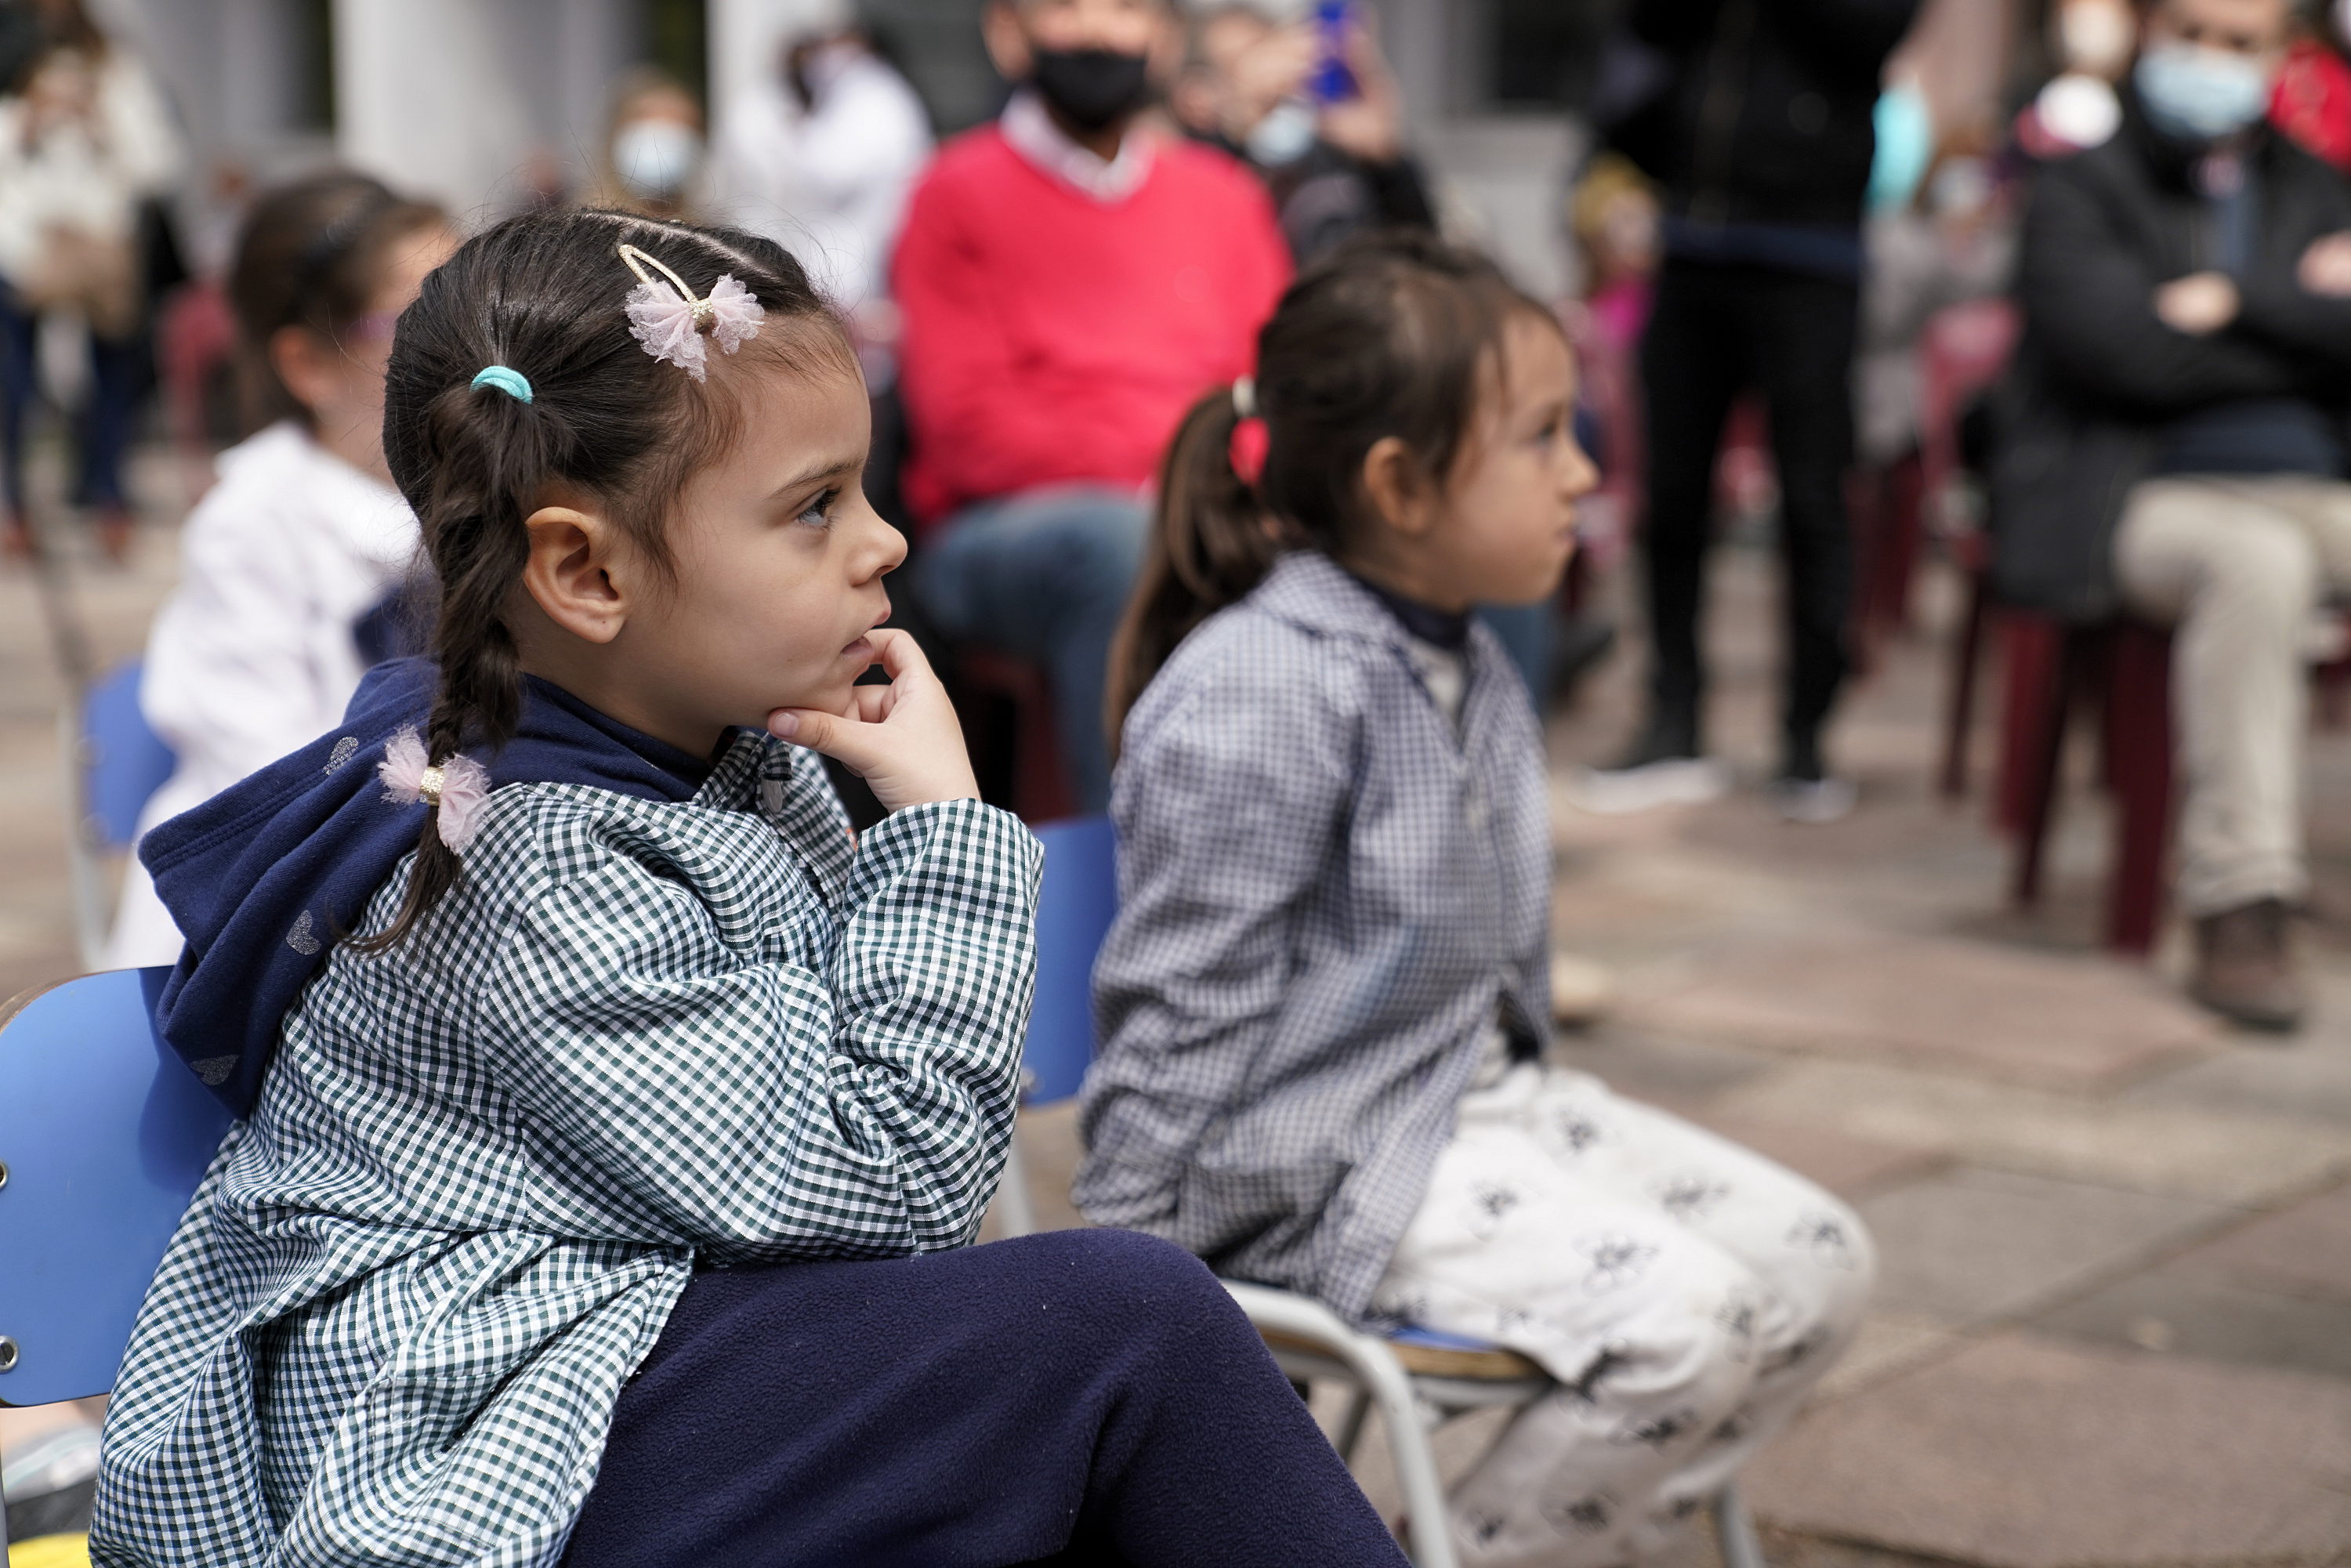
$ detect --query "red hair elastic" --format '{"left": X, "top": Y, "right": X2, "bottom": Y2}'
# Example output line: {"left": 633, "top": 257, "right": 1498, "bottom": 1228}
{"left": 1230, "top": 417, "right": 1270, "bottom": 490}
{"left": 1228, "top": 375, "right": 1268, "bottom": 489}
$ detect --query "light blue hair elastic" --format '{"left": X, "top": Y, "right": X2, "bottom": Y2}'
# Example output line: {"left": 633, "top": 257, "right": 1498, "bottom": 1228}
{"left": 470, "top": 364, "right": 533, "bottom": 404}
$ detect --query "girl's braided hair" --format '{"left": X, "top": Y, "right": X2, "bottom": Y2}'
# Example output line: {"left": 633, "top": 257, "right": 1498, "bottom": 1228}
{"left": 358, "top": 208, "right": 848, "bottom": 951}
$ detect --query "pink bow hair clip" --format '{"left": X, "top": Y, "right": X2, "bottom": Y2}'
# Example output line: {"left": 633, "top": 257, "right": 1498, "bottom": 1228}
{"left": 618, "top": 243, "right": 764, "bottom": 382}
{"left": 379, "top": 726, "right": 493, "bottom": 852}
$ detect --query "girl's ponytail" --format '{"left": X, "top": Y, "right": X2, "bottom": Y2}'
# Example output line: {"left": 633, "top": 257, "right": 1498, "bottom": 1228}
{"left": 1107, "top": 230, "right": 1563, "bottom": 755}
{"left": 1106, "top": 382, "right": 1288, "bottom": 755}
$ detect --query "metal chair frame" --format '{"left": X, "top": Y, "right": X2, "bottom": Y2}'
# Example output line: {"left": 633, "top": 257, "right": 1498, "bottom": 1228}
{"left": 1221, "top": 1280, "right": 1765, "bottom": 1568}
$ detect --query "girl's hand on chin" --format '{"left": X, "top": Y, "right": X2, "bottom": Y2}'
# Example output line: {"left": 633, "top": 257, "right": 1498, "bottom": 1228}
{"left": 766, "top": 629, "right": 982, "bottom": 812}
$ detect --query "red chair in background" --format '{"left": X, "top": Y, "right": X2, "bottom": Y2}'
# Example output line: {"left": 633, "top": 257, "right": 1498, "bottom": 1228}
{"left": 950, "top": 646, "right": 1078, "bottom": 826}
{"left": 1989, "top": 602, "right": 2349, "bottom": 955}
{"left": 1933, "top": 300, "right": 2024, "bottom": 800}
{"left": 156, "top": 281, "right": 235, "bottom": 478}
{"left": 1994, "top": 615, "right": 2176, "bottom": 954}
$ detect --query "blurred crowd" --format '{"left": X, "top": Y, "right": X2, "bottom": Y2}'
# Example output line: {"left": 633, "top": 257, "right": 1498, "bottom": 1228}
{"left": 9, "top": 0, "right": 2351, "bottom": 1008}
{"left": 10, "top": 0, "right": 2351, "bottom": 1034}
{"left": 10, "top": 0, "right": 2351, "bottom": 1555}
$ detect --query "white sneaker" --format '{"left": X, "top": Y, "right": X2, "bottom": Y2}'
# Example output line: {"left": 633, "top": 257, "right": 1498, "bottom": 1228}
{"left": 1767, "top": 774, "right": 1858, "bottom": 824}
{"left": 1569, "top": 756, "right": 1732, "bottom": 816}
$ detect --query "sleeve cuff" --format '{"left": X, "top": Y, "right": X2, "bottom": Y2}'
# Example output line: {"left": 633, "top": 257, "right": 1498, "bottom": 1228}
{"left": 845, "top": 798, "right": 1043, "bottom": 919}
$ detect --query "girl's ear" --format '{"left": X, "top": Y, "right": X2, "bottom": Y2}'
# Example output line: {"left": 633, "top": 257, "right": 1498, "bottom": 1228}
{"left": 519, "top": 502, "right": 632, "bottom": 645}
{"left": 268, "top": 324, "right": 342, "bottom": 415}
{"left": 980, "top": 3, "right": 1031, "bottom": 80}
{"left": 1360, "top": 435, "right": 1440, "bottom": 539}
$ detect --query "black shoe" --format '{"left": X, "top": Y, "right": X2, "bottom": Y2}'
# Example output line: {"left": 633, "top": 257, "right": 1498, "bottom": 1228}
{"left": 1607, "top": 709, "right": 1701, "bottom": 773}
{"left": 1549, "top": 614, "right": 1617, "bottom": 703}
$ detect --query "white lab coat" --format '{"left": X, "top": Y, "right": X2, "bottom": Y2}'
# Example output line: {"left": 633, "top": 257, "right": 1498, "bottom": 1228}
{"left": 106, "top": 423, "right": 421, "bottom": 967}
{"left": 712, "top": 44, "right": 932, "bottom": 313}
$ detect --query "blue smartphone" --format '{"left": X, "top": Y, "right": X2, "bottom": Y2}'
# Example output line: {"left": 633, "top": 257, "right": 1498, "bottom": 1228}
{"left": 1309, "top": 0, "right": 1359, "bottom": 103}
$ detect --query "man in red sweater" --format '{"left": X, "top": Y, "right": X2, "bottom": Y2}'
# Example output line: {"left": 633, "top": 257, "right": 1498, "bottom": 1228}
{"left": 893, "top": 0, "right": 1291, "bottom": 811}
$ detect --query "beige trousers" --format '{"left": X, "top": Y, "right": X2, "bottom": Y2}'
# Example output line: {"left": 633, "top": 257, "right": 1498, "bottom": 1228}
{"left": 2113, "top": 476, "right": 2351, "bottom": 916}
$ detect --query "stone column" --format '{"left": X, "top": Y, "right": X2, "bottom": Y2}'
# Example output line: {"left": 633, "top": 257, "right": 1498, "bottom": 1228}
{"left": 332, "top": 0, "right": 632, "bottom": 217}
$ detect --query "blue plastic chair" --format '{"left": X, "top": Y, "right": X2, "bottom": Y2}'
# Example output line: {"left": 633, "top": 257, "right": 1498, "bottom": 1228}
{"left": 991, "top": 814, "right": 1766, "bottom": 1568}
{"left": 81, "top": 664, "right": 177, "bottom": 851}
{"left": 1019, "top": 814, "right": 1118, "bottom": 1104}
{"left": 63, "top": 662, "right": 179, "bottom": 969}
{"left": 990, "top": 814, "right": 1117, "bottom": 1239}
{"left": 0, "top": 968, "right": 229, "bottom": 1409}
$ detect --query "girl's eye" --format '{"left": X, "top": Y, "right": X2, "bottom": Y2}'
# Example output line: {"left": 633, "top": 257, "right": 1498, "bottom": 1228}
{"left": 796, "top": 487, "right": 840, "bottom": 527}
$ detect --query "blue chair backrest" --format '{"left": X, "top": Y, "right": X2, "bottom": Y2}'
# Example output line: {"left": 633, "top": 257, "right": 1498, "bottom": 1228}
{"left": 0, "top": 969, "right": 231, "bottom": 1406}
{"left": 1023, "top": 815, "right": 1118, "bottom": 1106}
{"left": 83, "top": 662, "right": 176, "bottom": 849}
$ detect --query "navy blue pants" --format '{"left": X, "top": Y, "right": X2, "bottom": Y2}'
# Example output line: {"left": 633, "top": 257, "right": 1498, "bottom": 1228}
{"left": 1639, "top": 256, "right": 1859, "bottom": 762}
{"left": 559, "top": 1229, "right": 1408, "bottom": 1568}
{"left": 0, "top": 281, "right": 147, "bottom": 512}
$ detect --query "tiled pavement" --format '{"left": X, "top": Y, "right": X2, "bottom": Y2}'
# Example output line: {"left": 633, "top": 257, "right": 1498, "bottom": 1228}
{"left": 6, "top": 452, "right": 2351, "bottom": 1566}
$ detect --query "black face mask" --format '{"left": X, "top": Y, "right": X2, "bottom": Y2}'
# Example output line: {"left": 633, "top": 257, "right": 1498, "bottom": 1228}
{"left": 1030, "top": 46, "right": 1153, "bottom": 132}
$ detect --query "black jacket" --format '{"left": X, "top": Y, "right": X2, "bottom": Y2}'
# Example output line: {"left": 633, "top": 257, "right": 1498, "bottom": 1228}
{"left": 1621, "top": 0, "right": 1919, "bottom": 227}
{"left": 1991, "top": 101, "right": 2351, "bottom": 617}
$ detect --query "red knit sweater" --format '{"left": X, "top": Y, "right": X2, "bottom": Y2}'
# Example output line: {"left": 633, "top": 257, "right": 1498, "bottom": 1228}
{"left": 891, "top": 124, "right": 1292, "bottom": 526}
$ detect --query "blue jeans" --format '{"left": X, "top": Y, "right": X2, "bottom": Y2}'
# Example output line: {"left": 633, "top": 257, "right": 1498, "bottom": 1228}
{"left": 914, "top": 486, "right": 1148, "bottom": 813}
{"left": 1476, "top": 601, "right": 1554, "bottom": 710}
{"left": 0, "top": 281, "right": 146, "bottom": 512}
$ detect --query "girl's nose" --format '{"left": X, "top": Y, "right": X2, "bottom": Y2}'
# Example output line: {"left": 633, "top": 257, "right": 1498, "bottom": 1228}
{"left": 864, "top": 505, "right": 910, "bottom": 578}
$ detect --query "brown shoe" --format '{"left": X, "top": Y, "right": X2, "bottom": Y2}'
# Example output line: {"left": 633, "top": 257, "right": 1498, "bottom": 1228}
{"left": 1, "top": 509, "right": 29, "bottom": 559}
{"left": 2190, "top": 899, "right": 2305, "bottom": 1034}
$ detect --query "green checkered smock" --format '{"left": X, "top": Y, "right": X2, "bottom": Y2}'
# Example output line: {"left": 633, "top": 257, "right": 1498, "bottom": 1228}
{"left": 89, "top": 734, "right": 1042, "bottom": 1567}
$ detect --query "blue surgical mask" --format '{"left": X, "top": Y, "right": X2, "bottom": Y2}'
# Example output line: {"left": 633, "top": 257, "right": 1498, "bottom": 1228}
{"left": 1245, "top": 99, "right": 1319, "bottom": 168}
{"left": 613, "top": 118, "right": 701, "bottom": 201}
{"left": 1867, "top": 81, "right": 1934, "bottom": 212}
{"left": 2134, "top": 42, "right": 2273, "bottom": 143}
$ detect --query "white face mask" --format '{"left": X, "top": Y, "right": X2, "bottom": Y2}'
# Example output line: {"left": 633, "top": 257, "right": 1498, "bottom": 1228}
{"left": 2134, "top": 41, "right": 2275, "bottom": 143}
{"left": 613, "top": 118, "right": 702, "bottom": 201}
{"left": 1245, "top": 98, "right": 1318, "bottom": 167}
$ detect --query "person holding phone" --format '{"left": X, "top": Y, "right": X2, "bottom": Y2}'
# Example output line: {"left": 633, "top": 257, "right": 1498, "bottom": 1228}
{"left": 1171, "top": 2, "right": 1436, "bottom": 265}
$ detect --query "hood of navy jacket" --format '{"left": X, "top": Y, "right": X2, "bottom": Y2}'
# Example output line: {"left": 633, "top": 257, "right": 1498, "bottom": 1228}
{"left": 140, "top": 656, "right": 717, "bottom": 1117}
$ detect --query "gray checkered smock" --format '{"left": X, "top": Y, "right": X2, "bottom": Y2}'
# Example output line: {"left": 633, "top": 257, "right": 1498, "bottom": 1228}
{"left": 1074, "top": 551, "right": 1552, "bottom": 1322}
{"left": 90, "top": 735, "right": 1041, "bottom": 1568}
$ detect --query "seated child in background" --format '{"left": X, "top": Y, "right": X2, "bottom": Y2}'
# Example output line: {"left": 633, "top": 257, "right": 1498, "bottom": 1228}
{"left": 107, "top": 170, "right": 457, "bottom": 968}
{"left": 91, "top": 210, "right": 1407, "bottom": 1568}
{"left": 1078, "top": 232, "right": 1877, "bottom": 1568}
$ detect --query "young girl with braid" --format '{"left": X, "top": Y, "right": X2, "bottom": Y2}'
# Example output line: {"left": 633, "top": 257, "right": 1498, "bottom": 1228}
{"left": 90, "top": 210, "right": 1407, "bottom": 1568}
{"left": 1078, "top": 233, "right": 1876, "bottom": 1568}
